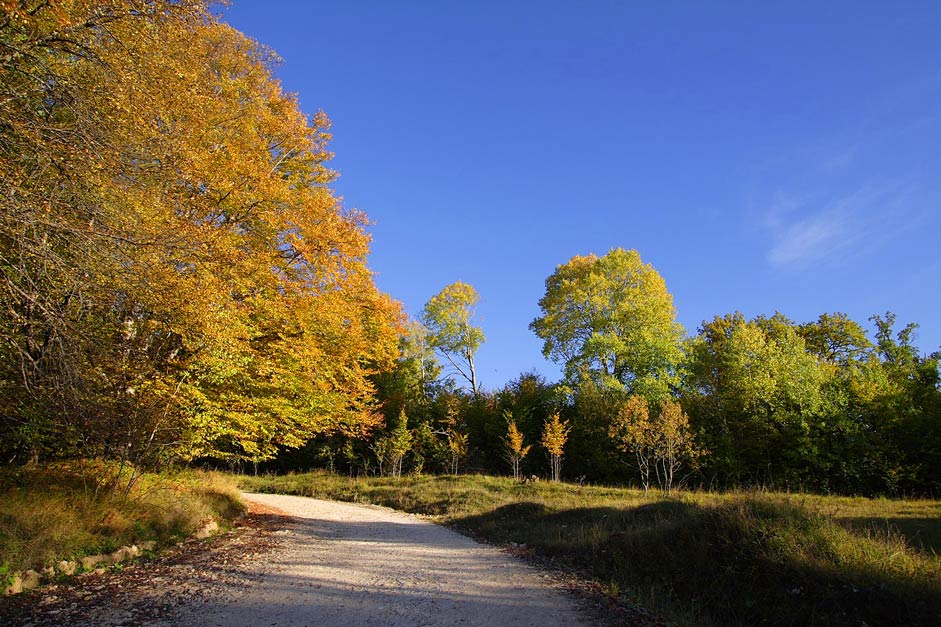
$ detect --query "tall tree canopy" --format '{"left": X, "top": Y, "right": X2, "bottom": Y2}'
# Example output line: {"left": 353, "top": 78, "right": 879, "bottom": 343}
{"left": 0, "top": 0, "right": 402, "bottom": 466}
{"left": 422, "top": 281, "right": 484, "bottom": 399}
{"left": 530, "top": 248, "right": 684, "bottom": 400}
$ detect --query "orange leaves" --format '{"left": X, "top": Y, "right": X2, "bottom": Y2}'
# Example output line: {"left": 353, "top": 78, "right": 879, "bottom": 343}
{"left": 0, "top": 1, "right": 402, "bottom": 464}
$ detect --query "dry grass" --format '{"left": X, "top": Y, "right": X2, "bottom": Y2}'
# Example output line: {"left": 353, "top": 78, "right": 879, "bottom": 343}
{"left": 0, "top": 461, "right": 244, "bottom": 579}
{"left": 239, "top": 472, "right": 941, "bottom": 626}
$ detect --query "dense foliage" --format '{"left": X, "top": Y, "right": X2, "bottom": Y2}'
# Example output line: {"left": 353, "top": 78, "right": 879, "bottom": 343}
{"left": 281, "top": 248, "right": 939, "bottom": 497}
{"left": 0, "top": 1, "right": 401, "bottom": 468}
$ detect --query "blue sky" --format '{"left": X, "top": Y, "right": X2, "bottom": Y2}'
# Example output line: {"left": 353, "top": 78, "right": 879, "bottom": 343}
{"left": 223, "top": 1, "right": 940, "bottom": 389}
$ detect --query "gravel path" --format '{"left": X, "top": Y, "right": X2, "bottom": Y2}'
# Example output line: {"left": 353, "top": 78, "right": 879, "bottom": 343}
{"left": 169, "top": 492, "right": 592, "bottom": 626}
{"left": 2, "top": 492, "right": 594, "bottom": 627}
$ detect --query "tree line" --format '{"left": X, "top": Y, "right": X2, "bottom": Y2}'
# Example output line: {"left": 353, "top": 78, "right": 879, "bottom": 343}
{"left": 282, "top": 249, "right": 939, "bottom": 497}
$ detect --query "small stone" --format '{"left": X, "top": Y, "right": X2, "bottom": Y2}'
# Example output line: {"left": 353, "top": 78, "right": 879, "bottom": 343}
{"left": 195, "top": 520, "right": 219, "bottom": 540}
{"left": 21, "top": 569, "right": 42, "bottom": 591}
{"left": 3, "top": 573, "right": 23, "bottom": 595}
{"left": 110, "top": 547, "right": 132, "bottom": 563}
{"left": 57, "top": 560, "right": 78, "bottom": 576}
{"left": 81, "top": 555, "right": 104, "bottom": 570}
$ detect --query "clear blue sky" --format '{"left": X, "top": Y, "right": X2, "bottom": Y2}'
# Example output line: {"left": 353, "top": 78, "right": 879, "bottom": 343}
{"left": 223, "top": 1, "right": 940, "bottom": 390}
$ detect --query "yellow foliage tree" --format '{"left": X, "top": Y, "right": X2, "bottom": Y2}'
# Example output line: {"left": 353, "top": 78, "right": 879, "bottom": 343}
{"left": 503, "top": 410, "right": 532, "bottom": 480}
{"left": 541, "top": 413, "right": 570, "bottom": 481}
{"left": 610, "top": 396, "right": 701, "bottom": 494}
{"left": 0, "top": 1, "right": 402, "bottom": 468}
{"left": 609, "top": 395, "right": 654, "bottom": 493}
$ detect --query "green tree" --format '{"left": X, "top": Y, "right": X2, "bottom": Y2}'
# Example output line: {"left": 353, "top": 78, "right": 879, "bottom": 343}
{"left": 865, "top": 313, "right": 941, "bottom": 493}
{"left": 442, "top": 397, "right": 470, "bottom": 474}
{"left": 422, "top": 281, "right": 485, "bottom": 400}
{"left": 682, "top": 313, "right": 829, "bottom": 488}
{"left": 373, "top": 319, "right": 442, "bottom": 422}
{"left": 372, "top": 409, "right": 412, "bottom": 477}
{"left": 530, "top": 248, "right": 684, "bottom": 401}
{"left": 798, "top": 312, "right": 873, "bottom": 365}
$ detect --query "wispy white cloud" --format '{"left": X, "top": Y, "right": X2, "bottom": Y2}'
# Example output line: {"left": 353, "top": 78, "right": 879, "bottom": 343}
{"left": 744, "top": 68, "right": 940, "bottom": 271}
{"left": 768, "top": 209, "right": 848, "bottom": 266}
{"left": 764, "top": 184, "right": 928, "bottom": 269}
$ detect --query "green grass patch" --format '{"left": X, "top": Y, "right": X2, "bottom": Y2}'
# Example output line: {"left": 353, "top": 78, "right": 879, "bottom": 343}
{"left": 0, "top": 461, "right": 245, "bottom": 576}
{"left": 239, "top": 472, "right": 941, "bottom": 626}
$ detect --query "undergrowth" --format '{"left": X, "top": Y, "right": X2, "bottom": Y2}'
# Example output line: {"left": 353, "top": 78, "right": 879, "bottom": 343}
{"left": 0, "top": 461, "right": 244, "bottom": 577}
{"left": 239, "top": 472, "right": 941, "bottom": 626}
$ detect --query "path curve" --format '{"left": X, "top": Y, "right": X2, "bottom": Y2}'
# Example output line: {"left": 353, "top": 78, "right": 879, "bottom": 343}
{"left": 166, "top": 492, "right": 592, "bottom": 627}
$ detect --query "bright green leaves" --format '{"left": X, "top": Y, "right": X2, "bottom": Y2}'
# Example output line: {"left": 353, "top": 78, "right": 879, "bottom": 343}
{"left": 685, "top": 314, "right": 828, "bottom": 426}
{"left": 530, "top": 248, "right": 684, "bottom": 400}
{"left": 422, "top": 281, "right": 485, "bottom": 398}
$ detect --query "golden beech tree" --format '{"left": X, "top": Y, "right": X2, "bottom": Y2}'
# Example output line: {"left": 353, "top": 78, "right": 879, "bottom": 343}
{"left": 0, "top": 1, "right": 402, "bottom": 467}
{"left": 609, "top": 396, "right": 654, "bottom": 493}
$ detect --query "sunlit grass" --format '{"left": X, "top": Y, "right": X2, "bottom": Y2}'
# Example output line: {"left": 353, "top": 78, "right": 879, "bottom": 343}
{"left": 239, "top": 471, "right": 941, "bottom": 626}
{"left": 0, "top": 461, "right": 244, "bottom": 576}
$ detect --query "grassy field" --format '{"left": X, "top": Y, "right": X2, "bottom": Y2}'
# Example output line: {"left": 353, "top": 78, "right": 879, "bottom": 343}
{"left": 0, "top": 461, "right": 244, "bottom": 580}
{"left": 239, "top": 472, "right": 941, "bottom": 627}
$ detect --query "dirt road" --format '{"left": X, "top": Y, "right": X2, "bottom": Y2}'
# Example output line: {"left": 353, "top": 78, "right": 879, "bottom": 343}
{"left": 169, "top": 493, "right": 592, "bottom": 626}
{"left": 3, "top": 493, "right": 593, "bottom": 626}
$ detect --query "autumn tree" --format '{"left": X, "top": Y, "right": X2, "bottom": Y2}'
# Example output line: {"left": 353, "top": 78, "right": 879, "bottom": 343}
{"left": 652, "top": 401, "right": 701, "bottom": 493}
{"left": 503, "top": 410, "right": 532, "bottom": 480}
{"left": 609, "top": 396, "right": 700, "bottom": 493}
{"left": 0, "top": 1, "right": 401, "bottom": 469}
{"left": 609, "top": 396, "right": 655, "bottom": 492}
{"left": 530, "top": 248, "right": 684, "bottom": 402}
{"left": 541, "top": 413, "right": 571, "bottom": 482}
{"left": 422, "top": 282, "right": 485, "bottom": 400}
